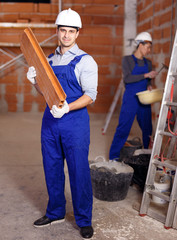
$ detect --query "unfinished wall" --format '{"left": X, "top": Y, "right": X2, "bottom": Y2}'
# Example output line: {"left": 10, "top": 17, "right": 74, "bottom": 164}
{"left": 137, "top": 0, "right": 176, "bottom": 88}
{"left": 136, "top": 0, "right": 176, "bottom": 121}
{"left": 0, "top": 0, "right": 124, "bottom": 113}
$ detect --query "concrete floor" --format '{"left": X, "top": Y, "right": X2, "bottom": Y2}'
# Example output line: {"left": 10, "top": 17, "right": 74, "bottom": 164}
{"left": 0, "top": 112, "right": 177, "bottom": 240}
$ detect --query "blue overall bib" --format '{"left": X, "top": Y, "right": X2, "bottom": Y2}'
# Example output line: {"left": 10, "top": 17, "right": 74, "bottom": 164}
{"left": 41, "top": 54, "right": 93, "bottom": 227}
{"left": 109, "top": 54, "right": 152, "bottom": 160}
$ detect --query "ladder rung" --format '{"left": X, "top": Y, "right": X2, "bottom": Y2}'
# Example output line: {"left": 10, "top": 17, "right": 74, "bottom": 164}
{"left": 170, "top": 72, "right": 177, "bottom": 76}
{"left": 147, "top": 189, "right": 170, "bottom": 202}
{"left": 164, "top": 101, "right": 177, "bottom": 107}
{"left": 153, "top": 159, "right": 177, "bottom": 170}
{"left": 159, "top": 130, "right": 177, "bottom": 138}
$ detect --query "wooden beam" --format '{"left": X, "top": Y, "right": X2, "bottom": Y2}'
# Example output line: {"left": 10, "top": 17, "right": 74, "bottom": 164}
{"left": 20, "top": 27, "right": 66, "bottom": 109}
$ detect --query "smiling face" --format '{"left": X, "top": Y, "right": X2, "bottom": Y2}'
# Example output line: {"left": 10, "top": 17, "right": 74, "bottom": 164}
{"left": 56, "top": 26, "right": 79, "bottom": 53}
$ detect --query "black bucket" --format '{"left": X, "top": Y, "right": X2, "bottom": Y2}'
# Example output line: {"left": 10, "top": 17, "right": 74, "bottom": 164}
{"left": 120, "top": 137, "right": 143, "bottom": 160}
{"left": 123, "top": 153, "right": 151, "bottom": 191}
{"left": 90, "top": 161, "right": 134, "bottom": 201}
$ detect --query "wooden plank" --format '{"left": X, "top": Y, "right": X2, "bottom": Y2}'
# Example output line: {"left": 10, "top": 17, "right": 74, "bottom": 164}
{"left": 20, "top": 27, "right": 66, "bottom": 109}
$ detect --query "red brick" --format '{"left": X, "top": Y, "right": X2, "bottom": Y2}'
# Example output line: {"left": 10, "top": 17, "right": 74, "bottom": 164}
{"left": 35, "top": 95, "right": 46, "bottom": 104}
{"left": 23, "top": 104, "right": 33, "bottom": 112}
{"left": 93, "top": 16, "right": 124, "bottom": 25}
{"left": 38, "top": 3, "right": 51, "bottom": 13}
{"left": 138, "top": 5, "right": 153, "bottom": 22}
{"left": 137, "top": 20, "right": 152, "bottom": 32}
{"left": 162, "top": 41, "right": 170, "bottom": 54}
{"left": 34, "top": 3, "right": 38, "bottom": 13}
{"left": 77, "top": 35, "right": 92, "bottom": 45}
{"left": 84, "top": 5, "right": 115, "bottom": 15}
{"left": 5, "top": 94, "right": 17, "bottom": 103}
{"left": 63, "top": 5, "right": 83, "bottom": 14}
{"left": 137, "top": 1, "right": 143, "bottom": 12}
{"left": 162, "top": 0, "right": 174, "bottom": 9}
{"left": 153, "top": 15, "right": 161, "bottom": 27}
{"left": 0, "top": 75, "right": 18, "bottom": 84}
{"left": 64, "top": 0, "right": 92, "bottom": 3}
{"left": 50, "top": 0, "right": 59, "bottom": 3}
{"left": 92, "top": 36, "right": 122, "bottom": 46}
{"left": 94, "top": 56, "right": 121, "bottom": 66}
{"left": 0, "top": 33, "right": 20, "bottom": 44}
{"left": 0, "top": 13, "right": 19, "bottom": 22}
{"left": 144, "top": 0, "right": 153, "bottom": 9}
{"left": 51, "top": 4, "right": 59, "bottom": 14}
{"left": 98, "top": 66, "right": 111, "bottom": 75}
{"left": 38, "top": 103, "right": 46, "bottom": 112}
{"left": 82, "top": 26, "right": 112, "bottom": 36}
{"left": 24, "top": 95, "right": 38, "bottom": 103}
{"left": 6, "top": 84, "right": 18, "bottom": 94}
{"left": 153, "top": 29, "right": 162, "bottom": 40}
{"left": 115, "top": 68, "right": 122, "bottom": 76}
{"left": 114, "top": 46, "right": 123, "bottom": 55}
{"left": 2, "top": 3, "right": 34, "bottom": 13}
{"left": 8, "top": 104, "right": 17, "bottom": 112}
{"left": 116, "top": 26, "right": 123, "bottom": 36}
{"left": 160, "top": 10, "right": 172, "bottom": 25}
{"left": 98, "top": 75, "right": 120, "bottom": 85}
{"left": 86, "top": 45, "right": 113, "bottom": 55}
{"left": 24, "top": 84, "right": 33, "bottom": 94}
{"left": 93, "top": 0, "right": 123, "bottom": 4}
{"left": 162, "top": 26, "right": 171, "bottom": 39}
{"left": 116, "top": 4, "right": 124, "bottom": 15}
{"left": 98, "top": 85, "right": 112, "bottom": 96}
{"left": 81, "top": 15, "right": 92, "bottom": 25}
{"left": 164, "top": 57, "right": 170, "bottom": 67}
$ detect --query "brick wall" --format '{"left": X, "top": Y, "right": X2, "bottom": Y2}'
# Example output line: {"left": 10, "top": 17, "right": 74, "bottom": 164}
{"left": 136, "top": 0, "right": 176, "bottom": 120}
{"left": 137, "top": 0, "right": 176, "bottom": 88}
{"left": 0, "top": 0, "right": 124, "bottom": 113}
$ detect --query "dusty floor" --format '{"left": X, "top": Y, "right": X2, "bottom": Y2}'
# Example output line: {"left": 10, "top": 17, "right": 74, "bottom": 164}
{"left": 0, "top": 112, "right": 177, "bottom": 240}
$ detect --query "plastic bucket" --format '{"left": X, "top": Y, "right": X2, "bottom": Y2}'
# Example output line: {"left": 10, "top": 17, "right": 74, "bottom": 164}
{"left": 120, "top": 137, "right": 143, "bottom": 160}
{"left": 90, "top": 159, "right": 134, "bottom": 201}
{"left": 152, "top": 172, "right": 171, "bottom": 204}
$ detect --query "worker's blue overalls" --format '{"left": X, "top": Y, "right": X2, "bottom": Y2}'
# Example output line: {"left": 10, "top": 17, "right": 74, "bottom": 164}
{"left": 109, "top": 54, "right": 152, "bottom": 160}
{"left": 41, "top": 54, "right": 93, "bottom": 228}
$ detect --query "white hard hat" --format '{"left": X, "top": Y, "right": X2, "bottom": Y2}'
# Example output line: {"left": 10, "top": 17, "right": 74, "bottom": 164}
{"left": 134, "top": 32, "right": 152, "bottom": 46}
{"left": 55, "top": 8, "right": 82, "bottom": 29}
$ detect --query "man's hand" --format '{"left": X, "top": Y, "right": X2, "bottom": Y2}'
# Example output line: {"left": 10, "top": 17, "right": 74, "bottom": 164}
{"left": 27, "top": 66, "right": 37, "bottom": 84}
{"left": 50, "top": 101, "right": 69, "bottom": 118}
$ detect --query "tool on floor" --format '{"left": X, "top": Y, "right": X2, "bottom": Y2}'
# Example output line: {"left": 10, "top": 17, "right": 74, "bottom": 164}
{"left": 139, "top": 30, "right": 177, "bottom": 229}
{"left": 157, "top": 63, "right": 168, "bottom": 75}
{"left": 102, "top": 79, "right": 123, "bottom": 134}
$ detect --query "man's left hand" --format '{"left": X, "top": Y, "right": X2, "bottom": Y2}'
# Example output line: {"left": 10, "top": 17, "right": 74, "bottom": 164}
{"left": 50, "top": 101, "right": 69, "bottom": 118}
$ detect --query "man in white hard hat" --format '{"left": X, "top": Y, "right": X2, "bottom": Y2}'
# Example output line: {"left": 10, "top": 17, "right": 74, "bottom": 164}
{"left": 27, "top": 8, "right": 98, "bottom": 239}
{"left": 109, "top": 32, "right": 157, "bottom": 165}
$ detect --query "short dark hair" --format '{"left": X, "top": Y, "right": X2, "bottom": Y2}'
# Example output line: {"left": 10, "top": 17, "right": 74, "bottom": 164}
{"left": 57, "top": 25, "right": 79, "bottom": 32}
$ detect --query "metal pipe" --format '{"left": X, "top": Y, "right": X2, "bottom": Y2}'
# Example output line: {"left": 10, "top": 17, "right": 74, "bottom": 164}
{"left": 0, "top": 42, "right": 57, "bottom": 47}
{"left": 0, "top": 33, "right": 57, "bottom": 71}
{"left": 0, "top": 22, "right": 55, "bottom": 29}
{"left": 0, "top": 49, "right": 28, "bottom": 67}
{"left": 59, "top": 0, "right": 62, "bottom": 13}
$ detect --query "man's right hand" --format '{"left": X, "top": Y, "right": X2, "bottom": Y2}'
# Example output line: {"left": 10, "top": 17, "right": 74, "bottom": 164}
{"left": 27, "top": 66, "right": 37, "bottom": 84}
{"left": 144, "top": 71, "right": 157, "bottom": 79}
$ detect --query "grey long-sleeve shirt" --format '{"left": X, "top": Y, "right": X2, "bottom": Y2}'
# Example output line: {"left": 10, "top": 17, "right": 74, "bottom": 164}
{"left": 122, "top": 55, "right": 152, "bottom": 86}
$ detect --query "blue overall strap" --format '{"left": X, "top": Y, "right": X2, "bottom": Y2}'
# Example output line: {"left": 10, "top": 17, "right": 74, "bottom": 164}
{"left": 69, "top": 54, "right": 88, "bottom": 69}
{"left": 132, "top": 54, "right": 148, "bottom": 66}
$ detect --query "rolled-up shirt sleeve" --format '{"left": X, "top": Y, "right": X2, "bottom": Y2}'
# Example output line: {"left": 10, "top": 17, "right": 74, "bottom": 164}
{"left": 77, "top": 55, "right": 98, "bottom": 102}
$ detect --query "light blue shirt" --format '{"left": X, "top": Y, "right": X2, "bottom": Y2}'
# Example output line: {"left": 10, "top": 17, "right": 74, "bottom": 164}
{"left": 47, "top": 44, "right": 98, "bottom": 101}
